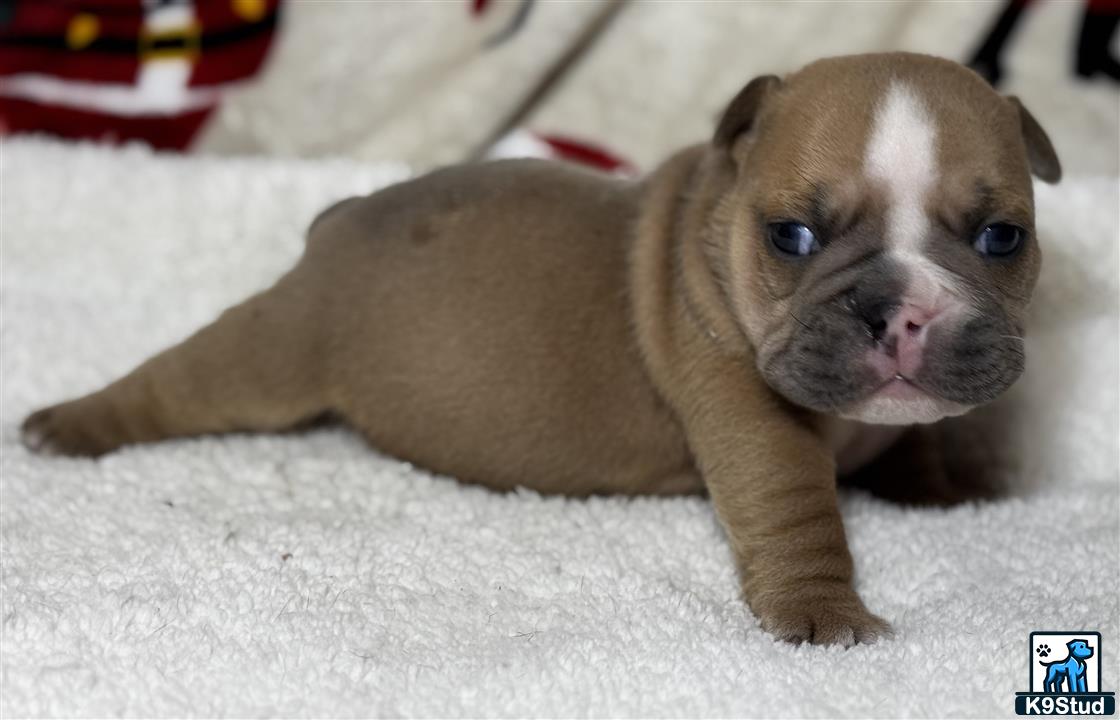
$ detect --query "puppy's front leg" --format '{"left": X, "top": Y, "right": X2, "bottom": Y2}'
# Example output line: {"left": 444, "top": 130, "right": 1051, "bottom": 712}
{"left": 678, "top": 346, "right": 891, "bottom": 646}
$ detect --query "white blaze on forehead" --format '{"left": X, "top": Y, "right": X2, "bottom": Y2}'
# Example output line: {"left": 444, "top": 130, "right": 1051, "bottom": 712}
{"left": 863, "top": 81, "right": 962, "bottom": 305}
{"left": 864, "top": 82, "right": 938, "bottom": 256}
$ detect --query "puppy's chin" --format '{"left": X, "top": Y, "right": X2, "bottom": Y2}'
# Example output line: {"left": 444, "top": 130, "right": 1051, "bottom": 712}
{"left": 838, "top": 386, "right": 971, "bottom": 425}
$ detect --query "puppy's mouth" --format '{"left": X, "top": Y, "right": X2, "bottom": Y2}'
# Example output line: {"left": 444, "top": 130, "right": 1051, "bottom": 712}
{"left": 869, "top": 374, "right": 929, "bottom": 401}
{"left": 840, "top": 372, "right": 971, "bottom": 425}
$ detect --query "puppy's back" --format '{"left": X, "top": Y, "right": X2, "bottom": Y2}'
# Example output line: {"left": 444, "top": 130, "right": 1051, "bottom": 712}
{"left": 304, "top": 159, "right": 693, "bottom": 495}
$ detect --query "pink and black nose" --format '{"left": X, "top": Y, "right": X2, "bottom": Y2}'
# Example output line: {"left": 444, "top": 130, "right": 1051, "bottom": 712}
{"left": 859, "top": 301, "right": 943, "bottom": 377}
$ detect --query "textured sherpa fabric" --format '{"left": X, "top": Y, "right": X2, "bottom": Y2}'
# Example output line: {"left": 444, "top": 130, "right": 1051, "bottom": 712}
{"left": 1, "top": 139, "right": 1117, "bottom": 718}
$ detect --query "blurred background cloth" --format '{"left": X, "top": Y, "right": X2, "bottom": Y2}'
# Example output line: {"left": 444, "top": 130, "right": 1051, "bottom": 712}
{"left": 2, "top": 0, "right": 1118, "bottom": 174}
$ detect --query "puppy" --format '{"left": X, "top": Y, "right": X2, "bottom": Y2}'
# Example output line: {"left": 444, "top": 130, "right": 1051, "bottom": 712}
{"left": 21, "top": 53, "right": 1060, "bottom": 645}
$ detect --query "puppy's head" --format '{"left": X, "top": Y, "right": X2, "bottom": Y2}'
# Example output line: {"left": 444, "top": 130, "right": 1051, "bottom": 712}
{"left": 710, "top": 53, "right": 1060, "bottom": 425}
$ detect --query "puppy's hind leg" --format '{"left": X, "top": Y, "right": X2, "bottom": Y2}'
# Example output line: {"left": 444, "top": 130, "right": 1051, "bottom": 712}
{"left": 22, "top": 267, "right": 329, "bottom": 457}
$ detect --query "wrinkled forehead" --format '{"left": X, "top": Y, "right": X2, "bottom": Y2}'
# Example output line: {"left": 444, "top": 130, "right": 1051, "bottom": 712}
{"left": 748, "top": 58, "right": 1035, "bottom": 222}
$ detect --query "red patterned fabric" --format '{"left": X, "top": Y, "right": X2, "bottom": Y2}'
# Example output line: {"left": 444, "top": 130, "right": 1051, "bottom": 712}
{"left": 536, "top": 134, "right": 633, "bottom": 174}
{"left": 0, "top": 0, "right": 280, "bottom": 150}
{"left": 0, "top": 97, "right": 214, "bottom": 150}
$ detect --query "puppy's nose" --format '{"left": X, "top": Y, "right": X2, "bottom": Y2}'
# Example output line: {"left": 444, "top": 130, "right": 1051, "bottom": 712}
{"left": 859, "top": 301, "right": 897, "bottom": 344}
{"left": 863, "top": 302, "right": 942, "bottom": 377}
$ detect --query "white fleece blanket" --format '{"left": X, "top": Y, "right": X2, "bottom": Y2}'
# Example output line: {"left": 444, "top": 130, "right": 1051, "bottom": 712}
{"left": 1, "top": 140, "right": 1117, "bottom": 718}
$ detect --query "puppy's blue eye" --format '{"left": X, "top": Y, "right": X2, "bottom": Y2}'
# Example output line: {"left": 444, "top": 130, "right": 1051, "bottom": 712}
{"left": 768, "top": 222, "right": 820, "bottom": 256}
{"left": 973, "top": 223, "right": 1024, "bottom": 257}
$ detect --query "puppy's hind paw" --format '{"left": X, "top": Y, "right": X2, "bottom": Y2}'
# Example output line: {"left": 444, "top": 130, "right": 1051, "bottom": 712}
{"left": 20, "top": 402, "right": 115, "bottom": 458}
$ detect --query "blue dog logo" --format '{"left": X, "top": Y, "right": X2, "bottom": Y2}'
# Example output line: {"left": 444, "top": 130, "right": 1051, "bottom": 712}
{"left": 1016, "top": 631, "right": 1115, "bottom": 715}
{"left": 1039, "top": 639, "right": 1094, "bottom": 693}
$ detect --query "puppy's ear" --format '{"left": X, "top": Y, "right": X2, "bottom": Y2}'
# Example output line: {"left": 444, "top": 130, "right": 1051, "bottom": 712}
{"left": 713, "top": 75, "right": 782, "bottom": 150}
{"left": 1008, "top": 96, "right": 1061, "bottom": 184}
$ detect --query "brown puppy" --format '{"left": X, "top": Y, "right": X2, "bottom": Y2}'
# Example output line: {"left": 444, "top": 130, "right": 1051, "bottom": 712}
{"left": 21, "top": 53, "right": 1060, "bottom": 646}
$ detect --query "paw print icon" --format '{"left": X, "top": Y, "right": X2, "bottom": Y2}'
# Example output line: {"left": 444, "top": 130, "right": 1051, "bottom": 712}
{"left": 1037, "top": 643, "right": 1051, "bottom": 657}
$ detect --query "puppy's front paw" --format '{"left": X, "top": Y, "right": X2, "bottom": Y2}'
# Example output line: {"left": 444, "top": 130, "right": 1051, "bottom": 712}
{"left": 756, "top": 593, "right": 892, "bottom": 647}
{"left": 21, "top": 401, "right": 116, "bottom": 457}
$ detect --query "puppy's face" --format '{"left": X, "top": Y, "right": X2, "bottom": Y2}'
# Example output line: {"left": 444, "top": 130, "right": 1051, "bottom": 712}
{"left": 714, "top": 54, "right": 1061, "bottom": 424}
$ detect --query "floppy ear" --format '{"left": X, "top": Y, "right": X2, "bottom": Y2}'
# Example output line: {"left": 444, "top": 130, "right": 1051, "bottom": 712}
{"left": 1008, "top": 96, "right": 1061, "bottom": 184}
{"left": 713, "top": 74, "right": 782, "bottom": 150}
